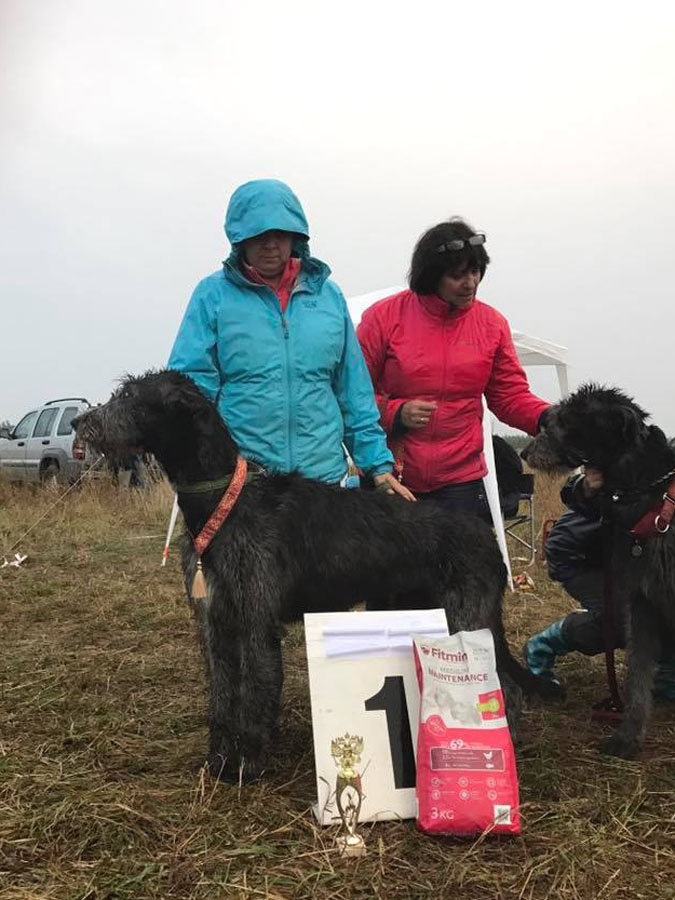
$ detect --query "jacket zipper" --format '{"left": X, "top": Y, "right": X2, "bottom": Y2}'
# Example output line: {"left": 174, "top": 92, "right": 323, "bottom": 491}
{"left": 231, "top": 263, "right": 305, "bottom": 474}
{"left": 277, "top": 301, "right": 292, "bottom": 472}
{"left": 282, "top": 283, "right": 304, "bottom": 472}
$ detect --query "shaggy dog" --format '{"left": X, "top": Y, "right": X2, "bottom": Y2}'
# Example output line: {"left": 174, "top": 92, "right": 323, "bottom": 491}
{"left": 75, "top": 370, "right": 555, "bottom": 781}
{"left": 523, "top": 384, "right": 675, "bottom": 758}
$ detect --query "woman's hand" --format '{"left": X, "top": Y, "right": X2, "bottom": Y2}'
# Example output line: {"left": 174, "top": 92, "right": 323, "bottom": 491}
{"left": 582, "top": 467, "right": 604, "bottom": 497}
{"left": 401, "top": 400, "right": 438, "bottom": 429}
{"left": 372, "top": 472, "right": 417, "bottom": 502}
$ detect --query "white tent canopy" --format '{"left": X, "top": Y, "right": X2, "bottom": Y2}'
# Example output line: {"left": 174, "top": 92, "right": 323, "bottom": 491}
{"left": 346, "top": 286, "right": 570, "bottom": 584}
{"left": 511, "top": 330, "right": 569, "bottom": 397}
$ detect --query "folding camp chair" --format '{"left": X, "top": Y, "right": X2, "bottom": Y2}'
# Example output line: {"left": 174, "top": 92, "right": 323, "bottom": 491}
{"left": 503, "top": 472, "right": 536, "bottom": 566}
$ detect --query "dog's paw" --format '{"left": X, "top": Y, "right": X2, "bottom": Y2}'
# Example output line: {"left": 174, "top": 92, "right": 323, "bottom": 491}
{"left": 208, "top": 753, "right": 265, "bottom": 784}
{"left": 598, "top": 732, "right": 641, "bottom": 759}
{"left": 207, "top": 753, "right": 238, "bottom": 783}
{"left": 535, "top": 676, "right": 566, "bottom": 703}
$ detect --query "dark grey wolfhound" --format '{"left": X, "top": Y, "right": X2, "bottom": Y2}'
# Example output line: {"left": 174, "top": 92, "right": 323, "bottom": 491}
{"left": 75, "top": 370, "right": 555, "bottom": 781}
{"left": 523, "top": 384, "right": 675, "bottom": 758}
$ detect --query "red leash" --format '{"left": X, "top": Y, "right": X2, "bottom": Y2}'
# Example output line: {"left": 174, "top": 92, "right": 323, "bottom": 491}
{"left": 190, "top": 456, "right": 248, "bottom": 600}
{"left": 592, "top": 527, "right": 624, "bottom": 723}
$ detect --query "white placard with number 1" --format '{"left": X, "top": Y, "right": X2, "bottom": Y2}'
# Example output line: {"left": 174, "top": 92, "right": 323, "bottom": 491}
{"left": 304, "top": 609, "right": 449, "bottom": 824}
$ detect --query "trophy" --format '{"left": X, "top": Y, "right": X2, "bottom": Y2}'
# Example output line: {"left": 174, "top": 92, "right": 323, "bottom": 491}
{"left": 331, "top": 733, "right": 367, "bottom": 857}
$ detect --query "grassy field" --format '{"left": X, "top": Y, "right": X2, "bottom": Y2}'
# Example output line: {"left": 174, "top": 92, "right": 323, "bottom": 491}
{"left": 1, "top": 476, "right": 674, "bottom": 900}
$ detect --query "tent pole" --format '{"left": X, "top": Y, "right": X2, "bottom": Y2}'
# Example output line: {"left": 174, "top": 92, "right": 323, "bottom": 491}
{"left": 482, "top": 399, "right": 514, "bottom": 590}
{"left": 162, "top": 493, "right": 180, "bottom": 566}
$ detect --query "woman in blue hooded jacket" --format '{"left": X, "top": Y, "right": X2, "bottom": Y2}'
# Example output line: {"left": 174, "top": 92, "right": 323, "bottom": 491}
{"left": 169, "top": 179, "right": 412, "bottom": 499}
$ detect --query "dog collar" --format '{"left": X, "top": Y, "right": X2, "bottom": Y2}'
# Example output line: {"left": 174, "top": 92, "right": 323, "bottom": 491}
{"left": 630, "top": 476, "right": 675, "bottom": 545}
{"left": 190, "top": 456, "right": 247, "bottom": 600}
{"left": 176, "top": 461, "right": 264, "bottom": 494}
{"left": 176, "top": 475, "right": 233, "bottom": 494}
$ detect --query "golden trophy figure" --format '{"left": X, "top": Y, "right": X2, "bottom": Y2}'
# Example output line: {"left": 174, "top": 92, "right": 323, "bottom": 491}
{"left": 331, "top": 734, "right": 367, "bottom": 857}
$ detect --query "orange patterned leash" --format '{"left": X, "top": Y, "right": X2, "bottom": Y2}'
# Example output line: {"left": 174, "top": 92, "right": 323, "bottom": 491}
{"left": 190, "top": 456, "right": 248, "bottom": 600}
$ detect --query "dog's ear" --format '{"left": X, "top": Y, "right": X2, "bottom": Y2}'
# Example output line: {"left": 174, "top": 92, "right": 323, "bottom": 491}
{"left": 649, "top": 424, "right": 667, "bottom": 443}
{"left": 614, "top": 404, "right": 646, "bottom": 445}
{"left": 161, "top": 384, "right": 197, "bottom": 410}
{"left": 155, "top": 371, "right": 206, "bottom": 413}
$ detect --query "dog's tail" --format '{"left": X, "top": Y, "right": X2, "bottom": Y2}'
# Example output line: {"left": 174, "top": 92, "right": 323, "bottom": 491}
{"left": 494, "top": 623, "right": 564, "bottom": 701}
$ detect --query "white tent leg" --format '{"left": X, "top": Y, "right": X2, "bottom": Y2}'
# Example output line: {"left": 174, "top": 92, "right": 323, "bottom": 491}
{"left": 482, "top": 399, "right": 513, "bottom": 591}
{"left": 162, "top": 493, "right": 180, "bottom": 566}
{"left": 556, "top": 364, "right": 569, "bottom": 398}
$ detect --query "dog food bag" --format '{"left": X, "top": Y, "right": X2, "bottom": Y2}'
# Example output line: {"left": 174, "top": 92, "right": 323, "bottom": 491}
{"left": 412, "top": 629, "right": 521, "bottom": 836}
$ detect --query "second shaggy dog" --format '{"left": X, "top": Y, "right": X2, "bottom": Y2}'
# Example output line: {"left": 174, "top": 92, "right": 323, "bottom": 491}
{"left": 523, "top": 384, "right": 675, "bottom": 758}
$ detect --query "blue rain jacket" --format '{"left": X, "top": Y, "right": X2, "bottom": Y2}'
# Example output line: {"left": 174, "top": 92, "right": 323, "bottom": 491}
{"left": 169, "top": 179, "right": 393, "bottom": 482}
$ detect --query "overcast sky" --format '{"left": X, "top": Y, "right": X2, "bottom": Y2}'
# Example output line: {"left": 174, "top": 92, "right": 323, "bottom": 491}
{"left": 1, "top": 0, "right": 674, "bottom": 433}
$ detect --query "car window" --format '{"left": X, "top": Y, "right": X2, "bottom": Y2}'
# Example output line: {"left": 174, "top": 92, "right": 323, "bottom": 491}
{"left": 33, "top": 408, "right": 59, "bottom": 438}
{"left": 13, "top": 411, "right": 39, "bottom": 439}
{"left": 57, "top": 406, "right": 80, "bottom": 436}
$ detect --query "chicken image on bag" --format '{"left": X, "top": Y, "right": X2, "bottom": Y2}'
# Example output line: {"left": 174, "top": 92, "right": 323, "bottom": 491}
{"left": 412, "top": 630, "right": 521, "bottom": 836}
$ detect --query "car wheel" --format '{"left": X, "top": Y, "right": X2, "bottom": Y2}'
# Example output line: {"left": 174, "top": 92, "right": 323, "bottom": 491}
{"left": 40, "top": 462, "right": 60, "bottom": 488}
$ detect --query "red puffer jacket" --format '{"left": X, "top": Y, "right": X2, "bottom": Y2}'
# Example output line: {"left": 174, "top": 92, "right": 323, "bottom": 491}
{"left": 357, "top": 290, "right": 549, "bottom": 493}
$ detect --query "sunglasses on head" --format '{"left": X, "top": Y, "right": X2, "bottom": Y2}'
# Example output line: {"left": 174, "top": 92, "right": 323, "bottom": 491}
{"left": 436, "top": 233, "right": 486, "bottom": 253}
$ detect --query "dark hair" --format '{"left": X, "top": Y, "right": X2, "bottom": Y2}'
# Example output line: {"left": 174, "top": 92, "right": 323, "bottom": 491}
{"left": 408, "top": 217, "right": 490, "bottom": 295}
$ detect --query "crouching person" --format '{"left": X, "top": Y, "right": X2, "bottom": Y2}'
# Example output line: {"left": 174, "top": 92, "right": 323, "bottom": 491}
{"left": 524, "top": 469, "right": 675, "bottom": 698}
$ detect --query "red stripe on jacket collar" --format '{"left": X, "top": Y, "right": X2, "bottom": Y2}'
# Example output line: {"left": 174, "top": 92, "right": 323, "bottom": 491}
{"left": 244, "top": 257, "right": 301, "bottom": 312}
{"left": 193, "top": 456, "right": 248, "bottom": 557}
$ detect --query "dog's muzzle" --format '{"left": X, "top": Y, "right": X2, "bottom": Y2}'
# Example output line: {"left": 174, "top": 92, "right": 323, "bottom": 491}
{"left": 521, "top": 431, "right": 585, "bottom": 472}
{"left": 72, "top": 411, "right": 103, "bottom": 449}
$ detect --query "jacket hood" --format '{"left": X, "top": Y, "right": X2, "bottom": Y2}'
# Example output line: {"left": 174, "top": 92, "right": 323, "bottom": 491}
{"left": 225, "top": 179, "right": 310, "bottom": 246}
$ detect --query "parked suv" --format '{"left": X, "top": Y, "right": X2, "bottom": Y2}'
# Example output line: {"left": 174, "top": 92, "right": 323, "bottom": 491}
{"left": 0, "top": 397, "right": 92, "bottom": 484}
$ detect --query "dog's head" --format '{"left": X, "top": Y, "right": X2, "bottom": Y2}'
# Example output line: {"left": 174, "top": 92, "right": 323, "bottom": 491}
{"left": 74, "top": 370, "right": 236, "bottom": 476}
{"left": 522, "top": 383, "right": 650, "bottom": 474}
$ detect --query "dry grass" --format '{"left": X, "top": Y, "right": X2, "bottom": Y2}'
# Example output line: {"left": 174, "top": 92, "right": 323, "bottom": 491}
{"left": 1, "top": 476, "right": 674, "bottom": 900}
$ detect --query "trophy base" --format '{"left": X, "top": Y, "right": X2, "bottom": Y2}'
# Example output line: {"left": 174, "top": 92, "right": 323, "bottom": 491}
{"left": 336, "top": 833, "right": 367, "bottom": 858}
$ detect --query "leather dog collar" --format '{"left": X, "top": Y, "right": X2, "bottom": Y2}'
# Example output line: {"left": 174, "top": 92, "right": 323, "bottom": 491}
{"left": 176, "top": 460, "right": 263, "bottom": 494}
{"left": 630, "top": 476, "right": 675, "bottom": 544}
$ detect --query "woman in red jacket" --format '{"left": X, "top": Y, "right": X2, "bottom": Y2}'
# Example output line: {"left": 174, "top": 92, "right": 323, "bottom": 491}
{"left": 356, "top": 218, "right": 549, "bottom": 520}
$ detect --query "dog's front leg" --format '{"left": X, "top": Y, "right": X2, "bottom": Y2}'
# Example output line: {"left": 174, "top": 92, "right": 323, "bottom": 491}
{"left": 205, "top": 589, "right": 283, "bottom": 782}
{"left": 204, "top": 601, "right": 241, "bottom": 781}
{"left": 599, "top": 594, "right": 660, "bottom": 759}
{"left": 235, "top": 620, "right": 284, "bottom": 782}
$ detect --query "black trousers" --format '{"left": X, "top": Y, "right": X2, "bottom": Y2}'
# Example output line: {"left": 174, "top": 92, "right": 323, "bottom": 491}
{"left": 559, "top": 569, "right": 627, "bottom": 655}
{"left": 416, "top": 479, "right": 493, "bottom": 525}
